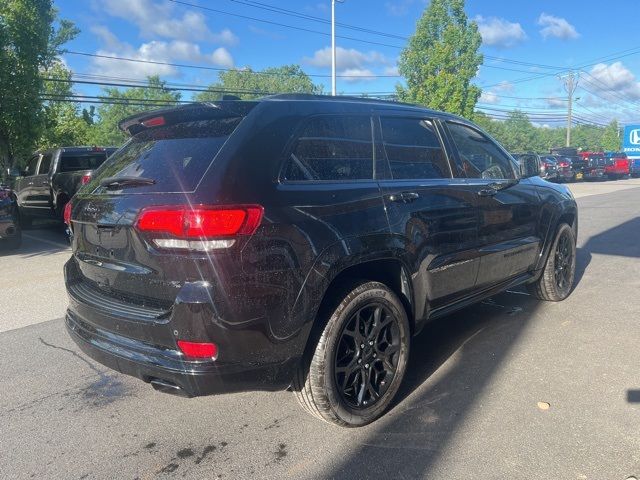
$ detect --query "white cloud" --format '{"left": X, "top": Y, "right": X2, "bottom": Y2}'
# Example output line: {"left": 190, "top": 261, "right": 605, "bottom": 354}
{"left": 99, "top": 0, "right": 238, "bottom": 44}
{"left": 210, "top": 47, "right": 234, "bottom": 69}
{"left": 385, "top": 0, "right": 415, "bottom": 16}
{"left": 474, "top": 16, "right": 527, "bottom": 48}
{"left": 479, "top": 91, "right": 500, "bottom": 104}
{"left": 587, "top": 62, "right": 640, "bottom": 100}
{"left": 538, "top": 13, "right": 579, "bottom": 40}
{"left": 303, "top": 46, "right": 388, "bottom": 70}
{"left": 384, "top": 65, "right": 399, "bottom": 76}
{"left": 340, "top": 68, "right": 376, "bottom": 83}
{"left": 495, "top": 80, "right": 514, "bottom": 92}
{"left": 89, "top": 28, "right": 235, "bottom": 78}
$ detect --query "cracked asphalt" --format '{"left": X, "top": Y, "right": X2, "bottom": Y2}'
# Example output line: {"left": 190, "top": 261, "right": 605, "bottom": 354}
{"left": 1, "top": 181, "right": 640, "bottom": 479}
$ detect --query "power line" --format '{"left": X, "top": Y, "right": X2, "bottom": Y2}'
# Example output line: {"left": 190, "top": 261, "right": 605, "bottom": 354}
{"left": 65, "top": 51, "right": 400, "bottom": 78}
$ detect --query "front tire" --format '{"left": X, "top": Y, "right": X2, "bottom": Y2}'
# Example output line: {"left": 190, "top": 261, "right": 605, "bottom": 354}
{"left": 293, "top": 281, "right": 410, "bottom": 427}
{"left": 528, "top": 223, "right": 576, "bottom": 301}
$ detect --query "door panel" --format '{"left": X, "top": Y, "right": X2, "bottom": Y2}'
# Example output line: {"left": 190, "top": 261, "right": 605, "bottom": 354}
{"left": 15, "top": 154, "right": 41, "bottom": 210}
{"left": 376, "top": 115, "right": 481, "bottom": 320}
{"left": 443, "top": 121, "right": 543, "bottom": 287}
{"left": 30, "top": 152, "right": 54, "bottom": 211}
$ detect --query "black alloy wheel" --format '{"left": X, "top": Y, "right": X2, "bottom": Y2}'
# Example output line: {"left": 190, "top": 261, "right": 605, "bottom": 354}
{"left": 293, "top": 280, "right": 410, "bottom": 427}
{"left": 554, "top": 229, "right": 574, "bottom": 294}
{"left": 334, "top": 303, "right": 400, "bottom": 409}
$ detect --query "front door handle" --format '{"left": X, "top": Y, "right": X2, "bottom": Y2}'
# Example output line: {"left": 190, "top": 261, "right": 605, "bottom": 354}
{"left": 388, "top": 192, "right": 420, "bottom": 203}
{"left": 478, "top": 188, "right": 498, "bottom": 197}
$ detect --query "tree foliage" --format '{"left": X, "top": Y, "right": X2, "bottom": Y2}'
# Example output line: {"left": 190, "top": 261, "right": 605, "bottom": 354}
{"left": 0, "top": 0, "right": 78, "bottom": 167}
{"left": 397, "top": 0, "right": 482, "bottom": 117}
{"left": 87, "top": 76, "right": 181, "bottom": 146}
{"left": 194, "top": 64, "right": 322, "bottom": 101}
{"left": 39, "top": 62, "right": 92, "bottom": 148}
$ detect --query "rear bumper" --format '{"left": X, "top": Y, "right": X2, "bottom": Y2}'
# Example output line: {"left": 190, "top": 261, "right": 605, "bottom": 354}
{"left": 65, "top": 311, "right": 292, "bottom": 396}
{"left": 64, "top": 258, "right": 299, "bottom": 397}
{"left": 0, "top": 213, "right": 18, "bottom": 239}
{"left": 583, "top": 168, "right": 606, "bottom": 179}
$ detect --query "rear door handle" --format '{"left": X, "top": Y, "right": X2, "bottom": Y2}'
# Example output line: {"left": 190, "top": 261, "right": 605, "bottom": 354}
{"left": 478, "top": 188, "right": 497, "bottom": 197}
{"left": 388, "top": 192, "right": 420, "bottom": 203}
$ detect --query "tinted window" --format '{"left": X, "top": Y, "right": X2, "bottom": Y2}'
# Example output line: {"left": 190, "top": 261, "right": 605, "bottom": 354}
{"left": 60, "top": 153, "right": 108, "bottom": 172}
{"left": 24, "top": 155, "right": 40, "bottom": 176}
{"left": 380, "top": 117, "right": 449, "bottom": 179}
{"left": 447, "top": 122, "right": 516, "bottom": 179}
{"left": 281, "top": 115, "right": 373, "bottom": 181}
{"left": 91, "top": 118, "right": 242, "bottom": 194}
{"left": 38, "top": 153, "right": 53, "bottom": 175}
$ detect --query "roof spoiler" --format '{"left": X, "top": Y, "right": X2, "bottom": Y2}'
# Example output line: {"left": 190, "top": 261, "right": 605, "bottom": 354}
{"left": 118, "top": 101, "right": 258, "bottom": 136}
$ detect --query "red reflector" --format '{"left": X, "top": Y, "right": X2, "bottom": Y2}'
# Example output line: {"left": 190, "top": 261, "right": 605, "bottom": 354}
{"left": 63, "top": 202, "right": 72, "bottom": 225}
{"left": 141, "top": 116, "right": 165, "bottom": 128}
{"left": 136, "top": 206, "right": 263, "bottom": 238}
{"left": 558, "top": 162, "right": 569, "bottom": 168}
{"left": 177, "top": 340, "right": 218, "bottom": 359}
{"left": 81, "top": 173, "right": 92, "bottom": 185}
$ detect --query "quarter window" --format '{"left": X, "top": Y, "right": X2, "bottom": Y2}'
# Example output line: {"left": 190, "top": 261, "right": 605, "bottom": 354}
{"left": 281, "top": 115, "right": 374, "bottom": 181}
{"left": 447, "top": 122, "right": 516, "bottom": 180}
{"left": 380, "top": 117, "right": 449, "bottom": 180}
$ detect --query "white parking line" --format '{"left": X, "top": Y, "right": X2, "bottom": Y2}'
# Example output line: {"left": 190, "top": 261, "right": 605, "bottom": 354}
{"left": 22, "top": 233, "right": 70, "bottom": 249}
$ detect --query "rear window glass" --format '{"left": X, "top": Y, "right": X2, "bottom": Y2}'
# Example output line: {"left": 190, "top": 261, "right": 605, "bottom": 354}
{"left": 91, "top": 118, "right": 241, "bottom": 194}
{"left": 60, "top": 153, "right": 108, "bottom": 172}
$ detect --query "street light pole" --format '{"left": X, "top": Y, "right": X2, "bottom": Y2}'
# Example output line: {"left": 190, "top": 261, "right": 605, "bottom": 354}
{"left": 331, "top": 0, "right": 336, "bottom": 96}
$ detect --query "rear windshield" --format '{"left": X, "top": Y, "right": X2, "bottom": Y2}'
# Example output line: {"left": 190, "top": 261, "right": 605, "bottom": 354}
{"left": 60, "top": 153, "right": 108, "bottom": 172}
{"left": 90, "top": 118, "right": 241, "bottom": 194}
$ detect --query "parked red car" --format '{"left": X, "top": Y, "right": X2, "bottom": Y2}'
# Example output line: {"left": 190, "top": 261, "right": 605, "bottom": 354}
{"left": 604, "top": 152, "right": 630, "bottom": 179}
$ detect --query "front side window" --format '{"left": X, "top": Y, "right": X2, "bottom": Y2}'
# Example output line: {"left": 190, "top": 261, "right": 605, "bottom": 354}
{"left": 280, "top": 115, "right": 373, "bottom": 181}
{"left": 38, "top": 153, "right": 53, "bottom": 175}
{"left": 447, "top": 122, "right": 516, "bottom": 180}
{"left": 24, "top": 155, "right": 40, "bottom": 176}
{"left": 380, "top": 117, "right": 450, "bottom": 180}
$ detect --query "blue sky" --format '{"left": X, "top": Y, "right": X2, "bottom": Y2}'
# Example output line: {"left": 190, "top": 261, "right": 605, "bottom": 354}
{"left": 54, "top": 0, "right": 640, "bottom": 126}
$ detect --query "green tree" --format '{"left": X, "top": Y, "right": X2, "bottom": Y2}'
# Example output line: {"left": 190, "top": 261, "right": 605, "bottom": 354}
{"left": 498, "top": 111, "right": 538, "bottom": 152}
{"left": 194, "top": 64, "right": 322, "bottom": 101}
{"left": 88, "top": 76, "right": 181, "bottom": 146}
{"left": 601, "top": 120, "right": 620, "bottom": 151}
{"left": 0, "top": 0, "right": 78, "bottom": 167}
{"left": 38, "top": 62, "right": 92, "bottom": 148}
{"left": 397, "top": 0, "right": 482, "bottom": 117}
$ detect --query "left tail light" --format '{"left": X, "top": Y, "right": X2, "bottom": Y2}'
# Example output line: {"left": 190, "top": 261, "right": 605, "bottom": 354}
{"left": 135, "top": 205, "right": 264, "bottom": 252}
{"left": 81, "top": 173, "right": 92, "bottom": 185}
{"left": 63, "top": 202, "right": 72, "bottom": 226}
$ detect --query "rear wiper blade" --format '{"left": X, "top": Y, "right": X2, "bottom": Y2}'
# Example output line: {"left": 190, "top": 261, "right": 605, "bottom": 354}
{"left": 99, "top": 176, "right": 156, "bottom": 189}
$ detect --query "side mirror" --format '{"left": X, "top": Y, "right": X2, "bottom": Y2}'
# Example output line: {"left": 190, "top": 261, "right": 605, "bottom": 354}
{"left": 520, "top": 156, "right": 541, "bottom": 178}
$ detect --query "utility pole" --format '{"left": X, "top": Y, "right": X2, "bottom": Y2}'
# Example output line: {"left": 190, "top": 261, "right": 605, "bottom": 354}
{"left": 559, "top": 71, "right": 579, "bottom": 147}
{"left": 331, "top": 0, "right": 344, "bottom": 96}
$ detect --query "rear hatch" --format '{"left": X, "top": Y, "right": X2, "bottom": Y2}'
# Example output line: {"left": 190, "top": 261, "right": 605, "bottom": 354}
{"left": 67, "top": 104, "right": 255, "bottom": 312}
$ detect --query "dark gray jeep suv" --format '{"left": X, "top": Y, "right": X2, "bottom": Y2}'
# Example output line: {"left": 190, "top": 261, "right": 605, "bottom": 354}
{"left": 64, "top": 95, "right": 578, "bottom": 427}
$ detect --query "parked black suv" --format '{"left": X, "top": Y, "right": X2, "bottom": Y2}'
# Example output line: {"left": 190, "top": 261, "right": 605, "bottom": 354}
{"left": 64, "top": 96, "right": 578, "bottom": 427}
{"left": 13, "top": 146, "right": 116, "bottom": 226}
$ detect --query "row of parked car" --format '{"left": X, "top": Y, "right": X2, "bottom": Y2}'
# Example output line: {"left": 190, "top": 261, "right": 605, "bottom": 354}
{"left": 512, "top": 150, "right": 640, "bottom": 183}
{"left": 0, "top": 146, "right": 116, "bottom": 250}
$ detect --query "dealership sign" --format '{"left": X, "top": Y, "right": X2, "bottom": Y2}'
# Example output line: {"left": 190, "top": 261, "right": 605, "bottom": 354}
{"left": 623, "top": 125, "right": 640, "bottom": 157}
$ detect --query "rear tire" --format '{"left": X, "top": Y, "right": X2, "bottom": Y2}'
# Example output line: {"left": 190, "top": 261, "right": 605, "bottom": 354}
{"left": 18, "top": 210, "right": 32, "bottom": 229}
{"left": 528, "top": 223, "right": 576, "bottom": 301}
{"left": 293, "top": 280, "right": 410, "bottom": 427}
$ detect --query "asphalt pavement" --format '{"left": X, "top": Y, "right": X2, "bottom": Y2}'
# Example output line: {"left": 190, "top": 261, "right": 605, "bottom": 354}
{"left": 2, "top": 181, "right": 640, "bottom": 479}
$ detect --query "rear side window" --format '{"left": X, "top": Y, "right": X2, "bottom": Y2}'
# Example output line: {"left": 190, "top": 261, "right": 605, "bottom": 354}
{"left": 380, "top": 117, "right": 450, "bottom": 179}
{"left": 24, "top": 155, "right": 40, "bottom": 176}
{"left": 91, "top": 118, "right": 242, "bottom": 194}
{"left": 281, "top": 115, "right": 373, "bottom": 181}
{"left": 38, "top": 153, "right": 53, "bottom": 175}
{"left": 60, "top": 153, "right": 108, "bottom": 172}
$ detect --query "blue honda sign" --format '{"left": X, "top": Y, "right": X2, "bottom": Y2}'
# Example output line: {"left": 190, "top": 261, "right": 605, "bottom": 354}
{"left": 623, "top": 125, "right": 640, "bottom": 157}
